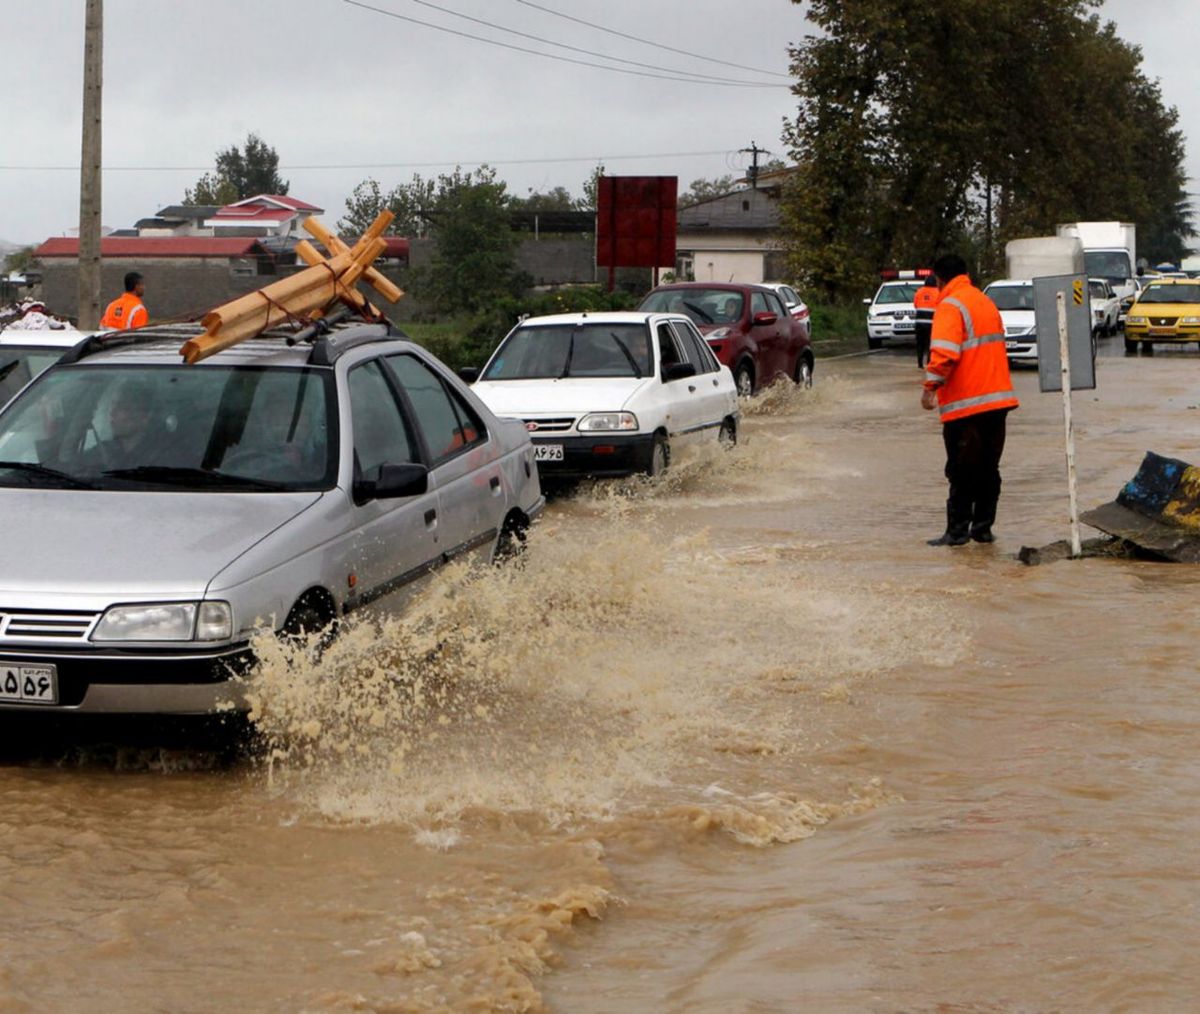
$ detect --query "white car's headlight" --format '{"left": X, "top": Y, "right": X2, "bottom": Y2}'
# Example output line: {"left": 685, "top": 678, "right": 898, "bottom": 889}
{"left": 578, "top": 412, "right": 638, "bottom": 432}
{"left": 1127, "top": 316, "right": 1147, "bottom": 325}
{"left": 92, "top": 601, "right": 232, "bottom": 642}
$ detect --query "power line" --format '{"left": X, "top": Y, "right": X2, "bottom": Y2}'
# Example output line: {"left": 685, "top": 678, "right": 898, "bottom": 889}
{"left": 0, "top": 148, "right": 738, "bottom": 173}
{"left": 512, "top": 0, "right": 793, "bottom": 80}
{"left": 395, "top": 0, "right": 782, "bottom": 86}
{"left": 341, "top": 0, "right": 787, "bottom": 88}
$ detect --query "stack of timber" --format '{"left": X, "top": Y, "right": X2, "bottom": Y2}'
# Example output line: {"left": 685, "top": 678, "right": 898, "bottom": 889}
{"left": 180, "top": 210, "right": 403, "bottom": 364}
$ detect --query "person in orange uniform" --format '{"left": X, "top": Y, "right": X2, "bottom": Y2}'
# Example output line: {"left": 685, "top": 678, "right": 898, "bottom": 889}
{"left": 921, "top": 254, "right": 1019, "bottom": 546}
{"left": 100, "top": 272, "right": 148, "bottom": 330}
{"left": 912, "top": 273, "right": 939, "bottom": 368}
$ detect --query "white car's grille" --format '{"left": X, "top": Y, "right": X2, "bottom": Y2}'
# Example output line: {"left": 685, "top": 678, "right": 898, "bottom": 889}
{"left": 0, "top": 610, "right": 99, "bottom": 642}
{"left": 1005, "top": 326, "right": 1030, "bottom": 336}
{"left": 523, "top": 417, "right": 576, "bottom": 433}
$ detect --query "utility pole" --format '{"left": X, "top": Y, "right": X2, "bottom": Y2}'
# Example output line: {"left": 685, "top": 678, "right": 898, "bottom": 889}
{"left": 740, "top": 141, "right": 769, "bottom": 190}
{"left": 77, "top": 0, "right": 103, "bottom": 328}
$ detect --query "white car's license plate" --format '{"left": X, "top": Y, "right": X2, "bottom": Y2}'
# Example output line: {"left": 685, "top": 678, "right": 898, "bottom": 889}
{"left": 533, "top": 444, "right": 564, "bottom": 462}
{"left": 0, "top": 663, "right": 58, "bottom": 705}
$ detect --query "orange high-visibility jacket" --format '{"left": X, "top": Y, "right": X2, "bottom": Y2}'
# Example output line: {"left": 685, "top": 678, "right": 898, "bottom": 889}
{"left": 99, "top": 292, "right": 148, "bottom": 330}
{"left": 923, "top": 275, "right": 1019, "bottom": 423}
{"left": 913, "top": 283, "right": 940, "bottom": 323}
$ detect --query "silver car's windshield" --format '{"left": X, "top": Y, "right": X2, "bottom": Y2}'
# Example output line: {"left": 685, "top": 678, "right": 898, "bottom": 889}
{"left": 483, "top": 323, "right": 653, "bottom": 380}
{"left": 0, "top": 346, "right": 65, "bottom": 405}
{"left": 0, "top": 364, "right": 336, "bottom": 492}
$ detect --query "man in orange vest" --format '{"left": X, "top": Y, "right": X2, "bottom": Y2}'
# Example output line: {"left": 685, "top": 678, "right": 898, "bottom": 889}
{"left": 100, "top": 272, "right": 148, "bottom": 330}
{"left": 921, "top": 254, "right": 1019, "bottom": 546}
{"left": 912, "top": 273, "right": 939, "bottom": 368}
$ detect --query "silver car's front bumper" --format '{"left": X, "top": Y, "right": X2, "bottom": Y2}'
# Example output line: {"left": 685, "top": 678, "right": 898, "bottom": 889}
{"left": 0, "top": 644, "right": 252, "bottom": 714}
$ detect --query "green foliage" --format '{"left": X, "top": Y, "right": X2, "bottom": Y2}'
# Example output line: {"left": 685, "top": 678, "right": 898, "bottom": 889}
{"left": 403, "top": 286, "right": 637, "bottom": 371}
{"left": 418, "top": 166, "right": 527, "bottom": 316}
{"left": 3, "top": 246, "right": 36, "bottom": 275}
{"left": 183, "top": 132, "right": 288, "bottom": 205}
{"left": 509, "top": 186, "right": 585, "bottom": 212}
{"left": 782, "top": 0, "right": 1194, "bottom": 299}
{"left": 339, "top": 176, "right": 434, "bottom": 237}
{"left": 680, "top": 175, "right": 738, "bottom": 207}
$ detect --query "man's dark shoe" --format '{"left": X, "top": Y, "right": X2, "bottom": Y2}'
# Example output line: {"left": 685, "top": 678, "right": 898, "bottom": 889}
{"left": 970, "top": 525, "right": 995, "bottom": 543}
{"left": 927, "top": 530, "right": 970, "bottom": 547}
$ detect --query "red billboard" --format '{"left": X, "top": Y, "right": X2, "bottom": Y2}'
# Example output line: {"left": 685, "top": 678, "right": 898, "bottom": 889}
{"left": 596, "top": 175, "right": 677, "bottom": 277}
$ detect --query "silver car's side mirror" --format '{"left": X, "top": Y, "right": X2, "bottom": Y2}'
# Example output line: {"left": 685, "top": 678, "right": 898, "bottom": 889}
{"left": 353, "top": 462, "right": 428, "bottom": 504}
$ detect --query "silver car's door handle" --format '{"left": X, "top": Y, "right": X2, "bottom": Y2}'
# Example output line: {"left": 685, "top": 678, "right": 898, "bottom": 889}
{"left": 489, "top": 475, "right": 501, "bottom": 492}
{"left": 424, "top": 508, "right": 437, "bottom": 527}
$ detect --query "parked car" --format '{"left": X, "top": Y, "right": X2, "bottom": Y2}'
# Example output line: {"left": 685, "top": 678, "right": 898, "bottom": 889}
{"left": 865, "top": 280, "right": 920, "bottom": 349}
{"left": 1088, "top": 278, "right": 1120, "bottom": 336}
{"left": 638, "top": 282, "right": 813, "bottom": 396}
{"left": 0, "top": 323, "right": 542, "bottom": 715}
{"left": 1123, "top": 278, "right": 1200, "bottom": 354}
{"left": 984, "top": 280, "right": 1039, "bottom": 366}
{"left": 763, "top": 282, "right": 813, "bottom": 337}
{"left": 0, "top": 329, "right": 83, "bottom": 406}
{"left": 466, "top": 311, "right": 739, "bottom": 480}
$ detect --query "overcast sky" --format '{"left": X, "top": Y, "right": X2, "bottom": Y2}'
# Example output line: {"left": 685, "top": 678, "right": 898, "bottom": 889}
{"left": 0, "top": 0, "right": 1194, "bottom": 245}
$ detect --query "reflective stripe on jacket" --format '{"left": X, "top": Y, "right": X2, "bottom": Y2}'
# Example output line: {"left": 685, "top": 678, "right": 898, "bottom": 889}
{"left": 913, "top": 284, "right": 939, "bottom": 323}
{"left": 100, "top": 292, "right": 148, "bottom": 331}
{"left": 923, "top": 275, "right": 1019, "bottom": 423}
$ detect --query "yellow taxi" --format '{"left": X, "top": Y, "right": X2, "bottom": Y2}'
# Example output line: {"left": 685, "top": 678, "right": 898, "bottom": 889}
{"left": 1124, "top": 278, "right": 1200, "bottom": 354}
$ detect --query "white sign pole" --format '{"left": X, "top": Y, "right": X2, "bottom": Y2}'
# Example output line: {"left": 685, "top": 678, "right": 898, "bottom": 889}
{"left": 1056, "top": 291, "right": 1082, "bottom": 558}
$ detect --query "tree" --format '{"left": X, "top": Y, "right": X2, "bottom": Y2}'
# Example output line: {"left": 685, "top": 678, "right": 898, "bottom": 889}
{"left": 340, "top": 175, "right": 436, "bottom": 237}
{"left": 183, "top": 132, "right": 288, "bottom": 205}
{"left": 420, "top": 166, "right": 526, "bottom": 315}
{"left": 3, "top": 246, "right": 36, "bottom": 275}
{"left": 509, "top": 186, "right": 578, "bottom": 212}
{"left": 780, "top": 0, "right": 1194, "bottom": 300}
{"left": 680, "top": 175, "right": 738, "bottom": 207}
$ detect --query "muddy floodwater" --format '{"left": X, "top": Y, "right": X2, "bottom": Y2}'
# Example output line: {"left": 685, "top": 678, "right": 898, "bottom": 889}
{"left": 3, "top": 343, "right": 1199, "bottom": 1011}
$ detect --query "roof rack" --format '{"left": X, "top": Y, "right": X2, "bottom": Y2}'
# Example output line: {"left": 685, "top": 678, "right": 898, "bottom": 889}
{"left": 57, "top": 316, "right": 409, "bottom": 367}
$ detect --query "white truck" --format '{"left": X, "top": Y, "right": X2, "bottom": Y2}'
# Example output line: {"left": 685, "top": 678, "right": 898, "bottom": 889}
{"left": 1055, "top": 221, "right": 1137, "bottom": 301}
{"left": 996, "top": 237, "right": 1087, "bottom": 364}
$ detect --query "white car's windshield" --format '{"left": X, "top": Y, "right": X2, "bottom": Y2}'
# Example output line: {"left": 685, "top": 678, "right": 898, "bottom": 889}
{"left": 874, "top": 284, "right": 918, "bottom": 305}
{"left": 0, "top": 346, "right": 65, "bottom": 405}
{"left": 985, "top": 285, "right": 1034, "bottom": 311}
{"left": 483, "top": 323, "right": 653, "bottom": 380}
{"left": 0, "top": 364, "right": 336, "bottom": 491}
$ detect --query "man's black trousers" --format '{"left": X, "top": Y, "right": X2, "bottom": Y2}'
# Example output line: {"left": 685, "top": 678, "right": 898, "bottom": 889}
{"left": 941, "top": 408, "right": 1010, "bottom": 530}
{"left": 914, "top": 321, "right": 932, "bottom": 367}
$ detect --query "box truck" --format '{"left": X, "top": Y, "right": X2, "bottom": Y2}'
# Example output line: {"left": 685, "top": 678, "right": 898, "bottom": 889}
{"left": 1055, "top": 221, "right": 1137, "bottom": 299}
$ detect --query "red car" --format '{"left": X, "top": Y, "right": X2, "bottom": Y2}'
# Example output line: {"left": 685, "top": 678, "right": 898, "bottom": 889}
{"left": 638, "top": 282, "right": 813, "bottom": 396}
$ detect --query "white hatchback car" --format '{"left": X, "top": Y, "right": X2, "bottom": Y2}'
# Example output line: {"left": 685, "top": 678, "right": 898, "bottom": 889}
{"left": 467, "top": 312, "right": 739, "bottom": 479}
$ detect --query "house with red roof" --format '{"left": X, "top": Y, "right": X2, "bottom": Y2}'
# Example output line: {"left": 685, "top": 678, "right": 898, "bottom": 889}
{"left": 204, "top": 195, "right": 324, "bottom": 238}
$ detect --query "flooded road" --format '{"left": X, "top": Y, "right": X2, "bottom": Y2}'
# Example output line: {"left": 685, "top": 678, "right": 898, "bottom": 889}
{"left": 4, "top": 342, "right": 1200, "bottom": 1011}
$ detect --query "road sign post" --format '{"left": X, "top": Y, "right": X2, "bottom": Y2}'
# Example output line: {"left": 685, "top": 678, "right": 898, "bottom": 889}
{"left": 1035, "top": 274, "right": 1094, "bottom": 558}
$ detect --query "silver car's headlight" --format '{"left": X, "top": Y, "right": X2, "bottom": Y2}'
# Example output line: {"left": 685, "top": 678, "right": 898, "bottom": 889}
{"left": 92, "top": 601, "right": 232, "bottom": 642}
{"left": 578, "top": 412, "right": 638, "bottom": 432}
